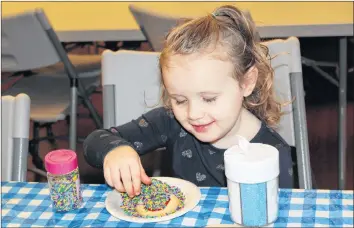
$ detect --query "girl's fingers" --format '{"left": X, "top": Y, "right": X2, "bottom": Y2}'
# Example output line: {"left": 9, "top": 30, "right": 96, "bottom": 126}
{"left": 130, "top": 163, "right": 142, "bottom": 195}
{"left": 104, "top": 167, "right": 113, "bottom": 187}
{"left": 112, "top": 168, "right": 125, "bottom": 193}
{"left": 139, "top": 159, "right": 152, "bottom": 185}
{"left": 121, "top": 165, "right": 134, "bottom": 197}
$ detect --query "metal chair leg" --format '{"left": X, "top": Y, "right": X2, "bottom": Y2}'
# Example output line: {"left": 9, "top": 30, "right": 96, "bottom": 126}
{"left": 28, "top": 167, "right": 47, "bottom": 178}
{"left": 77, "top": 86, "right": 103, "bottom": 129}
{"left": 29, "top": 122, "right": 45, "bottom": 182}
{"left": 29, "top": 122, "right": 44, "bottom": 170}
{"left": 65, "top": 115, "right": 70, "bottom": 125}
{"left": 45, "top": 123, "right": 58, "bottom": 150}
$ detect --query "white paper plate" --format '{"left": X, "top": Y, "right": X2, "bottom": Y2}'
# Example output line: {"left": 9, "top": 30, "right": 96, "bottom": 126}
{"left": 105, "top": 177, "right": 201, "bottom": 223}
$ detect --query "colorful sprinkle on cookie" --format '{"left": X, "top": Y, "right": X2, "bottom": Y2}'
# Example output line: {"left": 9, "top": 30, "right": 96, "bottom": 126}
{"left": 120, "top": 179, "right": 185, "bottom": 218}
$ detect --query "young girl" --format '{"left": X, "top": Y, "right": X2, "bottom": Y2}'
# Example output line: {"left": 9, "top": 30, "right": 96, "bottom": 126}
{"left": 83, "top": 5, "right": 294, "bottom": 197}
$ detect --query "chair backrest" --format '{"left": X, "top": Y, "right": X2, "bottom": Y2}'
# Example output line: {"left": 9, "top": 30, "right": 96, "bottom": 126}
{"left": 129, "top": 4, "right": 185, "bottom": 51}
{"left": 1, "top": 93, "right": 31, "bottom": 181}
{"left": 102, "top": 50, "right": 161, "bottom": 128}
{"left": 2, "top": 9, "right": 60, "bottom": 72}
{"left": 1, "top": 8, "right": 77, "bottom": 77}
{"left": 101, "top": 37, "right": 312, "bottom": 189}
{"left": 263, "top": 37, "right": 312, "bottom": 189}
{"left": 129, "top": 5, "right": 260, "bottom": 52}
{"left": 264, "top": 41, "right": 297, "bottom": 146}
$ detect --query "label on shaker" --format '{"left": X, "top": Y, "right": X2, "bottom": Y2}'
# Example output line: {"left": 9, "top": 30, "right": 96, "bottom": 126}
{"left": 227, "top": 178, "right": 279, "bottom": 226}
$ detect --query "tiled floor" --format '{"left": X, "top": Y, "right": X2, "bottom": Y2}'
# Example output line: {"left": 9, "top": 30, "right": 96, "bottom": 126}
{"left": 3, "top": 41, "right": 353, "bottom": 190}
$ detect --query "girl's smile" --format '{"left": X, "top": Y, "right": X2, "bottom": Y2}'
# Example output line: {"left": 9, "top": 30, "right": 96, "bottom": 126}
{"left": 191, "top": 121, "right": 216, "bottom": 133}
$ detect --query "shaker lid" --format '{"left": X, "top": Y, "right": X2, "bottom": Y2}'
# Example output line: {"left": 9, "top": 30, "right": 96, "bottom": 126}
{"left": 224, "top": 136, "right": 279, "bottom": 184}
{"left": 45, "top": 149, "right": 78, "bottom": 175}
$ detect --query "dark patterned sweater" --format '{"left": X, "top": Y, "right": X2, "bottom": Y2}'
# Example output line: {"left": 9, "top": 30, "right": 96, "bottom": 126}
{"left": 83, "top": 107, "right": 294, "bottom": 188}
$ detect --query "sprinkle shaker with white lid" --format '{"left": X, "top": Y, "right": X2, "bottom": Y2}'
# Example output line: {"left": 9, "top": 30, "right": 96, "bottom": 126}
{"left": 224, "top": 136, "right": 280, "bottom": 227}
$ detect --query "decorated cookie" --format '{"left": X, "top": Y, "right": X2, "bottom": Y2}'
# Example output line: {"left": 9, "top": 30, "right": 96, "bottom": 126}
{"left": 120, "top": 179, "right": 186, "bottom": 218}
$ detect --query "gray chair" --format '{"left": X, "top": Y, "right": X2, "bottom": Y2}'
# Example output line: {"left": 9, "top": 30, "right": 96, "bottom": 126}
{"left": 1, "top": 9, "right": 103, "bottom": 172}
{"left": 101, "top": 50, "right": 165, "bottom": 176}
{"left": 101, "top": 37, "right": 312, "bottom": 189}
{"left": 129, "top": 4, "right": 260, "bottom": 52}
{"left": 129, "top": 4, "right": 185, "bottom": 52}
{"left": 1, "top": 94, "right": 31, "bottom": 181}
{"left": 263, "top": 37, "right": 312, "bottom": 189}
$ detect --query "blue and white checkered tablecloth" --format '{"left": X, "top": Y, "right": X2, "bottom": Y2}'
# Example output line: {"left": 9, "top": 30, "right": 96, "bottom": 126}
{"left": 1, "top": 182, "right": 353, "bottom": 227}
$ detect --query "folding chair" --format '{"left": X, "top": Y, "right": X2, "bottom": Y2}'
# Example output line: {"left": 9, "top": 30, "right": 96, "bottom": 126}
{"left": 101, "top": 37, "right": 313, "bottom": 189}
{"left": 129, "top": 4, "right": 186, "bottom": 52}
{"left": 129, "top": 4, "right": 260, "bottom": 52}
{"left": 1, "top": 94, "right": 31, "bottom": 181}
{"left": 1, "top": 9, "right": 103, "bottom": 171}
{"left": 101, "top": 50, "right": 165, "bottom": 176}
{"left": 263, "top": 37, "right": 313, "bottom": 189}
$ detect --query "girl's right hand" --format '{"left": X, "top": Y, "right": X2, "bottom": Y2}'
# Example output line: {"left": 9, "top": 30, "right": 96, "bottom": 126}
{"left": 103, "top": 145, "right": 151, "bottom": 197}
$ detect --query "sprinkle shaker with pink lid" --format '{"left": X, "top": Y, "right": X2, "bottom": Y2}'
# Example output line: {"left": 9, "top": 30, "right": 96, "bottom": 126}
{"left": 45, "top": 149, "right": 82, "bottom": 212}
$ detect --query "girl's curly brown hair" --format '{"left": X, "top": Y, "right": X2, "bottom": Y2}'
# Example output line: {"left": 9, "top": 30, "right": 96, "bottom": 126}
{"left": 159, "top": 5, "right": 282, "bottom": 127}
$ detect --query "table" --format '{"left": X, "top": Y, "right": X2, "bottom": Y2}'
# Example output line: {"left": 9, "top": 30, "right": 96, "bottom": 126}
{"left": 1, "top": 182, "right": 353, "bottom": 227}
{"left": 2, "top": 1, "right": 353, "bottom": 190}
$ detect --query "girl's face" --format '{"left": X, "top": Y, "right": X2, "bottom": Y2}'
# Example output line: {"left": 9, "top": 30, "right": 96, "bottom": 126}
{"left": 163, "top": 52, "right": 256, "bottom": 145}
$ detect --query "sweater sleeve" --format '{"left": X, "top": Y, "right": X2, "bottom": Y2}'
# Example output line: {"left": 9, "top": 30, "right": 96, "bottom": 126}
{"left": 83, "top": 107, "right": 177, "bottom": 169}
